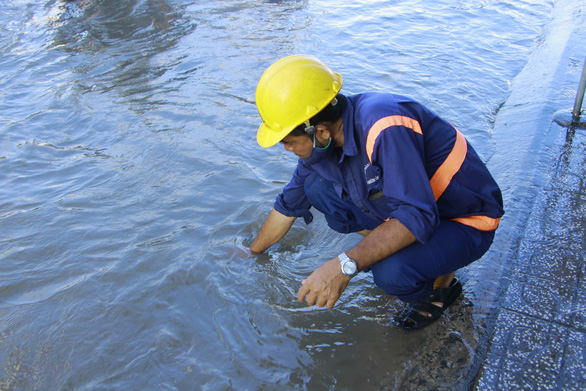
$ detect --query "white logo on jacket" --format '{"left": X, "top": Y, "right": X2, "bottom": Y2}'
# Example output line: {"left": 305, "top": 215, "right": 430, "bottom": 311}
{"left": 364, "top": 163, "right": 380, "bottom": 185}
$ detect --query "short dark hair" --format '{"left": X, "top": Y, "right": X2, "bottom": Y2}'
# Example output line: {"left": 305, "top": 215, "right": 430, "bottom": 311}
{"left": 289, "top": 93, "right": 347, "bottom": 137}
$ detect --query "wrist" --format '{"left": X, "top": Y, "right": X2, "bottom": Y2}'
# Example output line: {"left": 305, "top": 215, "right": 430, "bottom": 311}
{"left": 338, "top": 252, "right": 358, "bottom": 277}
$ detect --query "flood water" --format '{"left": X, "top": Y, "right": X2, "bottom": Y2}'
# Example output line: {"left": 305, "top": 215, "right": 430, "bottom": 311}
{"left": 0, "top": 0, "right": 570, "bottom": 389}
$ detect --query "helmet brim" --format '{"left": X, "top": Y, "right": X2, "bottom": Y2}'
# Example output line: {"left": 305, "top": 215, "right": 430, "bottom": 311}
{"left": 257, "top": 122, "right": 295, "bottom": 148}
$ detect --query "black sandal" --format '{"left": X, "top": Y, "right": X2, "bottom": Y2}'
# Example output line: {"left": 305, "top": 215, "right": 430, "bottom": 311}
{"left": 395, "top": 278, "right": 462, "bottom": 330}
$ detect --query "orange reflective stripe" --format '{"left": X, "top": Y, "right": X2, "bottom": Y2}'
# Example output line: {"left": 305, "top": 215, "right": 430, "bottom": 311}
{"left": 365, "top": 119, "right": 496, "bottom": 230}
{"left": 366, "top": 116, "right": 423, "bottom": 163}
{"left": 450, "top": 215, "right": 501, "bottom": 231}
{"left": 429, "top": 129, "right": 467, "bottom": 201}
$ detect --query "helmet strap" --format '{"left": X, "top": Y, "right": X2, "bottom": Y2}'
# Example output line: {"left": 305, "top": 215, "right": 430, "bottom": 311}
{"left": 304, "top": 120, "right": 315, "bottom": 136}
{"left": 305, "top": 96, "right": 336, "bottom": 147}
{"left": 303, "top": 120, "right": 322, "bottom": 147}
{"left": 307, "top": 123, "right": 331, "bottom": 149}
{"left": 314, "top": 137, "right": 331, "bottom": 149}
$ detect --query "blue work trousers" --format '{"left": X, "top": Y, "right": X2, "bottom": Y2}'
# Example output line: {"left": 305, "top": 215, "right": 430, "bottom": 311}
{"left": 304, "top": 173, "right": 495, "bottom": 303}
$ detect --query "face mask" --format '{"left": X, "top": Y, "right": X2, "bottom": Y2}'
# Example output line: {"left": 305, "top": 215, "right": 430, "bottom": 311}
{"left": 303, "top": 136, "right": 334, "bottom": 164}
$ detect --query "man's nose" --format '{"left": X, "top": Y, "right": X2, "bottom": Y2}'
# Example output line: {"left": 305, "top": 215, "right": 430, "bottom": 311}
{"left": 284, "top": 143, "right": 293, "bottom": 152}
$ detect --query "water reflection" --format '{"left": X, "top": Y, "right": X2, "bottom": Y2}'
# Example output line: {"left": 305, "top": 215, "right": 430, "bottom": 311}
{"left": 48, "top": 0, "right": 180, "bottom": 51}
{"left": 47, "top": 0, "right": 195, "bottom": 114}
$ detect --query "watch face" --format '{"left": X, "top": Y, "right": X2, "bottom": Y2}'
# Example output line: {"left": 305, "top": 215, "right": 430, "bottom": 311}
{"left": 343, "top": 261, "right": 357, "bottom": 275}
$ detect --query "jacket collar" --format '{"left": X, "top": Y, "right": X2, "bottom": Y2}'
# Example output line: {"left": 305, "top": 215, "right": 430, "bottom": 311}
{"left": 340, "top": 95, "right": 358, "bottom": 160}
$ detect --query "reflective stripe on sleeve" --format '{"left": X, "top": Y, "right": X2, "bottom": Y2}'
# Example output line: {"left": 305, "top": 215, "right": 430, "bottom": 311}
{"left": 365, "top": 117, "right": 499, "bottom": 232}
{"left": 365, "top": 117, "right": 466, "bottom": 201}
{"left": 366, "top": 116, "right": 422, "bottom": 163}
{"left": 450, "top": 215, "right": 501, "bottom": 231}
{"left": 429, "top": 128, "right": 467, "bottom": 201}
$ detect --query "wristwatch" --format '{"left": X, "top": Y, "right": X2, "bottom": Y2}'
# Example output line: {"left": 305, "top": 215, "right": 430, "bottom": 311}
{"left": 338, "top": 252, "right": 358, "bottom": 277}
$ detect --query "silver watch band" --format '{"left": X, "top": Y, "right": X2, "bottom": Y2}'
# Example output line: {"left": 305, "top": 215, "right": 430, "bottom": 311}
{"left": 338, "top": 252, "right": 358, "bottom": 277}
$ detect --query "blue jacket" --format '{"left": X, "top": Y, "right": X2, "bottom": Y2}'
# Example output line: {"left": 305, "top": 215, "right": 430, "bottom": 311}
{"left": 274, "top": 93, "right": 504, "bottom": 243}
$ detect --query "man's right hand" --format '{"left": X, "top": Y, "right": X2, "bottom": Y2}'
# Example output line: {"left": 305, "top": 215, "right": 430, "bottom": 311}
{"left": 297, "top": 257, "right": 350, "bottom": 309}
{"left": 250, "top": 208, "right": 296, "bottom": 253}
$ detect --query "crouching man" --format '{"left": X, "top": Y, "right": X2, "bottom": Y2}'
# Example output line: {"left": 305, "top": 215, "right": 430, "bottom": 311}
{"left": 250, "top": 55, "right": 504, "bottom": 330}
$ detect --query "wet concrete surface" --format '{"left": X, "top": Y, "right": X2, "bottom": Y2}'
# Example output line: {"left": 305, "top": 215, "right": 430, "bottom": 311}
{"left": 476, "top": 125, "right": 586, "bottom": 389}
{"left": 472, "top": 1, "right": 586, "bottom": 388}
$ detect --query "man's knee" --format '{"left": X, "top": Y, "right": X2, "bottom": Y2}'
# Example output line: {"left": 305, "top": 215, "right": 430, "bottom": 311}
{"left": 371, "top": 260, "right": 409, "bottom": 293}
{"left": 371, "top": 258, "right": 432, "bottom": 303}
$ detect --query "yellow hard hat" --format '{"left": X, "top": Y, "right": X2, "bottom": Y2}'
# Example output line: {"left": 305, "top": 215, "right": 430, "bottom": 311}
{"left": 255, "top": 55, "right": 343, "bottom": 148}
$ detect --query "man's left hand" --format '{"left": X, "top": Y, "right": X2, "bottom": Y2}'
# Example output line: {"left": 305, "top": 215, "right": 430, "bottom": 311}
{"left": 297, "top": 257, "right": 350, "bottom": 309}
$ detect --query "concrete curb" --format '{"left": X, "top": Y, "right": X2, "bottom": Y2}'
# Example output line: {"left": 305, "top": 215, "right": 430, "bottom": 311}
{"left": 472, "top": 0, "right": 586, "bottom": 388}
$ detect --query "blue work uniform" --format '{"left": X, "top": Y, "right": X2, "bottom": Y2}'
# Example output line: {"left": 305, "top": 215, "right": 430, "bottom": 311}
{"left": 274, "top": 93, "right": 504, "bottom": 303}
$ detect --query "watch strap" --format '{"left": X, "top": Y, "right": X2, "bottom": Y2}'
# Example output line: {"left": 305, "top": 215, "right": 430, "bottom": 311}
{"left": 338, "top": 252, "right": 357, "bottom": 276}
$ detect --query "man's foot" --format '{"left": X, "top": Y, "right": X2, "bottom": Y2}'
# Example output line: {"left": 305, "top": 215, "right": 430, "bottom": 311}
{"left": 395, "top": 275, "right": 462, "bottom": 330}
{"left": 433, "top": 272, "right": 456, "bottom": 290}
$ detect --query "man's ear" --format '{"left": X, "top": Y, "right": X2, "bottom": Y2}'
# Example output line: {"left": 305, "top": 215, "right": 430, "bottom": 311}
{"left": 315, "top": 124, "right": 331, "bottom": 140}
